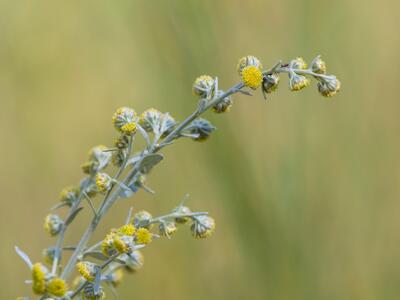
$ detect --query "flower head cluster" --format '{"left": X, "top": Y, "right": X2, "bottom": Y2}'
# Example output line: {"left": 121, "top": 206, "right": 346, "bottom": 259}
{"left": 16, "top": 53, "right": 340, "bottom": 300}
{"left": 31, "top": 263, "right": 68, "bottom": 297}
{"left": 283, "top": 55, "right": 340, "bottom": 97}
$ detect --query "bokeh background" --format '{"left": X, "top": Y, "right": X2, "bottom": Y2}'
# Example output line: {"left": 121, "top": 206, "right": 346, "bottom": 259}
{"left": 1, "top": 0, "right": 399, "bottom": 299}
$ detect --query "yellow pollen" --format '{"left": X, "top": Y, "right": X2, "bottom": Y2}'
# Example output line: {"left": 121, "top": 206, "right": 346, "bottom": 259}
{"left": 241, "top": 66, "right": 263, "bottom": 89}
{"left": 113, "top": 235, "right": 129, "bottom": 253}
{"left": 121, "top": 122, "right": 137, "bottom": 134}
{"left": 118, "top": 224, "right": 136, "bottom": 236}
{"left": 76, "top": 262, "right": 95, "bottom": 281}
{"left": 135, "top": 228, "right": 152, "bottom": 244}
{"left": 32, "top": 263, "right": 46, "bottom": 295}
{"left": 47, "top": 277, "right": 68, "bottom": 297}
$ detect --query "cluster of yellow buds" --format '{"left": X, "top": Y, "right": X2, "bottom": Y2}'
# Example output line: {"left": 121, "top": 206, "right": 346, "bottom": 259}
{"left": 31, "top": 263, "right": 68, "bottom": 297}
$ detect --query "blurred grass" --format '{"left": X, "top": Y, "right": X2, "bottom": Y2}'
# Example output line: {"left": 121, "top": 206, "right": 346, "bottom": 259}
{"left": 1, "top": 0, "right": 400, "bottom": 299}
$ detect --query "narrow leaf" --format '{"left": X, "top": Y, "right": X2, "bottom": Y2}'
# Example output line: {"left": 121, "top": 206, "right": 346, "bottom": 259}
{"left": 139, "top": 153, "right": 164, "bottom": 174}
{"left": 94, "top": 268, "right": 101, "bottom": 294}
{"left": 65, "top": 207, "right": 84, "bottom": 226}
{"left": 136, "top": 123, "right": 151, "bottom": 148}
{"left": 83, "top": 251, "right": 110, "bottom": 261}
{"left": 15, "top": 247, "right": 33, "bottom": 269}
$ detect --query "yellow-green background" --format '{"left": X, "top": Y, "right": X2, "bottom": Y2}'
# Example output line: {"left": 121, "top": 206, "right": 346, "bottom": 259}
{"left": 1, "top": 0, "right": 399, "bottom": 299}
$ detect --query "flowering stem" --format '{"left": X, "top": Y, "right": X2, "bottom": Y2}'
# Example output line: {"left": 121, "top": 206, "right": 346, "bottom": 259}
{"left": 51, "top": 188, "right": 87, "bottom": 276}
{"left": 61, "top": 78, "right": 246, "bottom": 281}
{"left": 275, "top": 67, "right": 332, "bottom": 80}
{"left": 150, "top": 211, "right": 208, "bottom": 225}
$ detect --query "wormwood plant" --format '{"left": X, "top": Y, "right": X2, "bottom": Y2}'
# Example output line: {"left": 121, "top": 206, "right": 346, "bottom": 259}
{"left": 16, "top": 55, "right": 340, "bottom": 299}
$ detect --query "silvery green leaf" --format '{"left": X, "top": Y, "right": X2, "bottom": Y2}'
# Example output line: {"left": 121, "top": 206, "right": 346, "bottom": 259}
{"left": 198, "top": 98, "right": 207, "bottom": 112}
{"left": 125, "top": 207, "right": 134, "bottom": 225}
{"left": 93, "top": 147, "right": 112, "bottom": 171}
{"left": 15, "top": 246, "right": 33, "bottom": 269}
{"left": 127, "top": 151, "right": 146, "bottom": 166}
{"left": 118, "top": 182, "right": 139, "bottom": 199}
{"left": 141, "top": 183, "right": 155, "bottom": 194}
{"left": 80, "top": 176, "right": 92, "bottom": 190}
{"left": 50, "top": 202, "right": 69, "bottom": 211}
{"left": 83, "top": 251, "right": 109, "bottom": 261}
{"left": 94, "top": 268, "right": 101, "bottom": 294}
{"left": 238, "top": 89, "right": 253, "bottom": 96}
{"left": 62, "top": 246, "right": 77, "bottom": 251}
{"left": 65, "top": 207, "right": 84, "bottom": 226}
{"left": 136, "top": 123, "right": 151, "bottom": 148}
{"left": 139, "top": 153, "right": 164, "bottom": 174}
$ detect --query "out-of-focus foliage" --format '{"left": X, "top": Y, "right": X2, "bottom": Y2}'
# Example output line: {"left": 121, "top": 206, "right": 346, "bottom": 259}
{"left": 1, "top": 0, "right": 399, "bottom": 299}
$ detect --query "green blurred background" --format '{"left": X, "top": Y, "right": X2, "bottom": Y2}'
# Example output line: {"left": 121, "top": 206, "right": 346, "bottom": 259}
{"left": 1, "top": 0, "right": 399, "bottom": 299}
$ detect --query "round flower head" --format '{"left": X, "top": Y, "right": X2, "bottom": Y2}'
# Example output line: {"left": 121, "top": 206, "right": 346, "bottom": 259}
{"left": 159, "top": 113, "right": 176, "bottom": 136}
{"left": 159, "top": 221, "right": 178, "bottom": 237}
{"left": 172, "top": 205, "right": 192, "bottom": 224}
{"left": 262, "top": 73, "right": 280, "bottom": 93}
{"left": 290, "top": 57, "right": 308, "bottom": 70}
{"left": 83, "top": 282, "right": 105, "bottom": 300}
{"left": 113, "top": 234, "right": 133, "bottom": 254}
{"left": 44, "top": 214, "right": 64, "bottom": 236}
{"left": 139, "top": 108, "right": 162, "bottom": 132}
{"left": 288, "top": 72, "right": 310, "bottom": 91}
{"left": 241, "top": 66, "right": 263, "bottom": 89}
{"left": 59, "top": 186, "right": 79, "bottom": 207}
{"left": 117, "top": 224, "right": 136, "bottom": 236}
{"left": 133, "top": 210, "right": 153, "bottom": 229}
{"left": 317, "top": 76, "right": 341, "bottom": 97}
{"left": 191, "top": 215, "right": 216, "bottom": 239}
{"left": 186, "top": 118, "right": 216, "bottom": 142}
{"left": 42, "top": 247, "right": 57, "bottom": 266}
{"left": 212, "top": 90, "right": 232, "bottom": 113}
{"left": 76, "top": 261, "right": 97, "bottom": 282}
{"left": 32, "top": 263, "right": 48, "bottom": 295}
{"left": 193, "top": 75, "right": 215, "bottom": 98}
{"left": 311, "top": 55, "right": 327, "bottom": 74}
{"left": 121, "top": 250, "right": 144, "bottom": 272}
{"left": 112, "top": 107, "right": 137, "bottom": 134}
{"left": 101, "top": 233, "right": 118, "bottom": 258}
{"left": 135, "top": 227, "right": 153, "bottom": 244}
{"left": 47, "top": 277, "right": 67, "bottom": 297}
{"left": 95, "top": 172, "right": 112, "bottom": 193}
{"left": 237, "top": 55, "right": 263, "bottom": 75}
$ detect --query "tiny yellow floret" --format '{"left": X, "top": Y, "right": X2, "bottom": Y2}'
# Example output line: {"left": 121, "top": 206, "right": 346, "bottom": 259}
{"left": 95, "top": 173, "right": 111, "bottom": 193}
{"left": 241, "top": 66, "right": 263, "bottom": 89}
{"left": 102, "top": 233, "right": 117, "bottom": 257}
{"left": 120, "top": 122, "right": 137, "bottom": 134}
{"left": 76, "top": 262, "right": 95, "bottom": 282}
{"left": 113, "top": 235, "right": 129, "bottom": 253}
{"left": 32, "top": 263, "right": 46, "bottom": 295}
{"left": 135, "top": 228, "right": 152, "bottom": 244}
{"left": 118, "top": 224, "right": 136, "bottom": 236}
{"left": 47, "top": 277, "right": 68, "bottom": 297}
